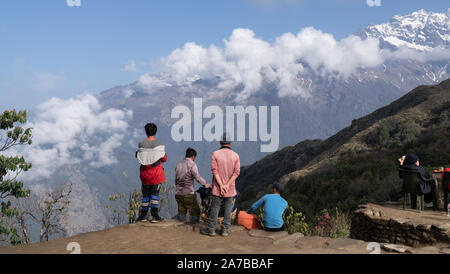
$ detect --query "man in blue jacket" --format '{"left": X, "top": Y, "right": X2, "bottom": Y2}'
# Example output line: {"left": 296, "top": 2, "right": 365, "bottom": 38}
{"left": 247, "top": 183, "right": 288, "bottom": 231}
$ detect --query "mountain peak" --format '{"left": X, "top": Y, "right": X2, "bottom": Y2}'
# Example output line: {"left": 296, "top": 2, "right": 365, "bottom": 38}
{"left": 357, "top": 8, "right": 450, "bottom": 51}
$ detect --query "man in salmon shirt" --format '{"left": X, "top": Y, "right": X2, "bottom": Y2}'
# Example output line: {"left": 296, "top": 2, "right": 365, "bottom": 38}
{"left": 201, "top": 132, "right": 240, "bottom": 237}
{"left": 136, "top": 123, "right": 167, "bottom": 223}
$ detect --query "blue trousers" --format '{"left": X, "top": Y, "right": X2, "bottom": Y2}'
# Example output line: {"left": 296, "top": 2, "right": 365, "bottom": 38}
{"left": 207, "top": 195, "right": 234, "bottom": 230}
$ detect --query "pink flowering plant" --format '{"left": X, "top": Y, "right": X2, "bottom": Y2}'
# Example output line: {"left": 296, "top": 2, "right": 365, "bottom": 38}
{"left": 312, "top": 209, "right": 332, "bottom": 236}
{"left": 311, "top": 208, "right": 351, "bottom": 238}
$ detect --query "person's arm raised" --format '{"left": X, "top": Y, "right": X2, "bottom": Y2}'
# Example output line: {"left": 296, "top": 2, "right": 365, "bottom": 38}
{"left": 398, "top": 155, "right": 405, "bottom": 166}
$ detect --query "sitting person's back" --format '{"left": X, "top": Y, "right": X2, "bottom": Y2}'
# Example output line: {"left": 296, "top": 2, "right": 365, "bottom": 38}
{"left": 399, "top": 153, "right": 431, "bottom": 179}
{"left": 247, "top": 183, "right": 288, "bottom": 231}
{"left": 398, "top": 153, "right": 439, "bottom": 210}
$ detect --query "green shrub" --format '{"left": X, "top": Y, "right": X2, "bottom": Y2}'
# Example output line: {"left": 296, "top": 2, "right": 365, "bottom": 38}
{"left": 283, "top": 206, "right": 310, "bottom": 235}
{"left": 105, "top": 190, "right": 142, "bottom": 225}
{"left": 365, "top": 118, "right": 422, "bottom": 148}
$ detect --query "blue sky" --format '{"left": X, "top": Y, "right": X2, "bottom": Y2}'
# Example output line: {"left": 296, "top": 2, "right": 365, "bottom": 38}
{"left": 0, "top": 0, "right": 448, "bottom": 111}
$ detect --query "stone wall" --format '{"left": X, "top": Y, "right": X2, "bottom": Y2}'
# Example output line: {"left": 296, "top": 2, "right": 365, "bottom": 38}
{"left": 351, "top": 204, "right": 450, "bottom": 247}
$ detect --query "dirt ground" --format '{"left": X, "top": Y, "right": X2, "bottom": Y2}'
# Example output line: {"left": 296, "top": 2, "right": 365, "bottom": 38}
{"left": 0, "top": 220, "right": 377, "bottom": 254}
{"left": 1, "top": 203, "right": 449, "bottom": 254}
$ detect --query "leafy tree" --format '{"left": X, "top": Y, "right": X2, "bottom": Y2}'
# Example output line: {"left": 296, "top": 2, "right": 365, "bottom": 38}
{"left": 105, "top": 193, "right": 128, "bottom": 226}
{"left": 105, "top": 189, "right": 143, "bottom": 226}
{"left": 0, "top": 110, "right": 32, "bottom": 245}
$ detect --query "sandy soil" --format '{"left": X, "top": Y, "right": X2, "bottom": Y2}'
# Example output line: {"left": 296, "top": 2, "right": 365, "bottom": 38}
{"left": 1, "top": 204, "right": 448, "bottom": 254}
{"left": 0, "top": 220, "right": 375, "bottom": 254}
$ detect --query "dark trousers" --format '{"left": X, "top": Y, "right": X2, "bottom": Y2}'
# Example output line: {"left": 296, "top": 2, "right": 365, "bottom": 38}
{"left": 140, "top": 183, "right": 161, "bottom": 218}
{"left": 207, "top": 196, "right": 234, "bottom": 230}
{"left": 411, "top": 179, "right": 439, "bottom": 210}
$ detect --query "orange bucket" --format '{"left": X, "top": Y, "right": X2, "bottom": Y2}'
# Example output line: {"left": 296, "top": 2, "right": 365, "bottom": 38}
{"left": 237, "top": 211, "right": 263, "bottom": 230}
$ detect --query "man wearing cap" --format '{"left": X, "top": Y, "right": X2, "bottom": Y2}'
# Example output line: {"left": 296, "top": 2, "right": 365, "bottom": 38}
{"left": 247, "top": 183, "right": 288, "bottom": 232}
{"left": 201, "top": 132, "right": 240, "bottom": 237}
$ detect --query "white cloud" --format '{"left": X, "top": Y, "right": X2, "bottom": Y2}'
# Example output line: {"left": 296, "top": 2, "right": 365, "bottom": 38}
{"left": 135, "top": 26, "right": 449, "bottom": 101}
{"left": 123, "top": 88, "right": 134, "bottom": 98}
{"left": 137, "top": 74, "right": 173, "bottom": 91}
{"left": 12, "top": 94, "right": 133, "bottom": 180}
{"left": 157, "top": 27, "right": 384, "bottom": 101}
{"left": 383, "top": 46, "right": 450, "bottom": 62}
{"left": 86, "top": 133, "right": 125, "bottom": 168}
{"left": 123, "top": 59, "right": 139, "bottom": 72}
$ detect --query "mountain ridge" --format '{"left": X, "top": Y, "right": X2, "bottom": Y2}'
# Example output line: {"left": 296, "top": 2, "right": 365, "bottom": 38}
{"left": 93, "top": 8, "right": 450, "bottom": 220}
{"left": 236, "top": 78, "right": 450, "bottom": 211}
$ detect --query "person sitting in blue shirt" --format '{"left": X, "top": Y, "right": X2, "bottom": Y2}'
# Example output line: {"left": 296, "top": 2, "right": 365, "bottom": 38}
{"left": 247, "top": 183, "right": 288, "bottom": 231}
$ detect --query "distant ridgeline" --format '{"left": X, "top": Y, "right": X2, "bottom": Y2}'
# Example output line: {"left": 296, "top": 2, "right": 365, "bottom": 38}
{"left": 237, "top": 78, "right": 450, "bottom": 218}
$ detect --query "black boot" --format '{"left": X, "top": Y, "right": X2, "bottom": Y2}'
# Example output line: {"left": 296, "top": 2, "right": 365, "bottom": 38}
{"left": 136, "top": 210, "right": 148, "bottom": 223}
{"left": 151, "top": 208, "right": 164, "bottom": 223}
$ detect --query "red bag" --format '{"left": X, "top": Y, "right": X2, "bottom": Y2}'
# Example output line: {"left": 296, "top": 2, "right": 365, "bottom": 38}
{"left": 237, "top": 211, "right": 263, "bottom": 230}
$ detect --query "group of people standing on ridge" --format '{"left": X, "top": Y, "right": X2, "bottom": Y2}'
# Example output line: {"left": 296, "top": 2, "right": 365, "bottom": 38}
{"left": 135, "top": 123, "right": 288, "bottom": 237}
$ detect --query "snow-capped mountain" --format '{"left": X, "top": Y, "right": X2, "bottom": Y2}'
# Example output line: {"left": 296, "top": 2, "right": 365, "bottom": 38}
{"left": 94, "top": 8, "right": 450, "bottom": 199}
{"left": 356, "top": 8, "right": 450, "bottom": 51}
{"left": 23, "top": 8, "right": 450, "bottom": 237}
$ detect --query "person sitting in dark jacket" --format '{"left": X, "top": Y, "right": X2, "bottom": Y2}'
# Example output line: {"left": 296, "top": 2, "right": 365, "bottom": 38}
{"left": 398, "top": 153, "right": 439, "bottom": 210}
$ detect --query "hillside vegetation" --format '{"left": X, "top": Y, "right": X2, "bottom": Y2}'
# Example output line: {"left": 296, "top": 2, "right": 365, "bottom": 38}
{"left": 237, "top": 78, "right": 450, "bottom": 218}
